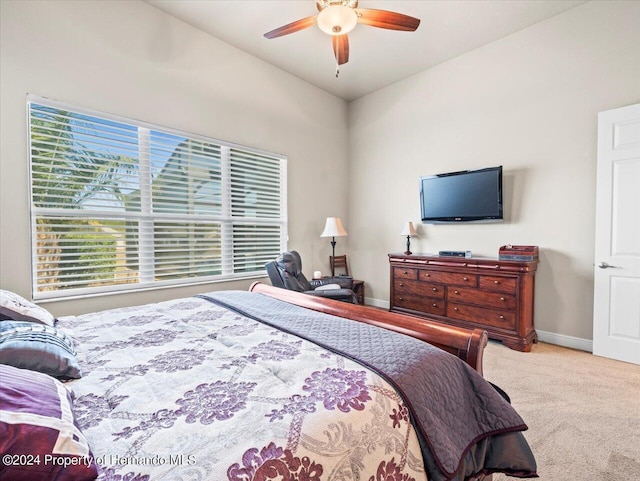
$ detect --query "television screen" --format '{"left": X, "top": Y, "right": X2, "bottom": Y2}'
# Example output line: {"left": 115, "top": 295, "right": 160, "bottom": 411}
{"left": 420, "top": 166, "right": 503, "bottom": 223}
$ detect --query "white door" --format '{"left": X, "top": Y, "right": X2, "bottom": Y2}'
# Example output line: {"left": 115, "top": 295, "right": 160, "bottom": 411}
{"left": 593, "top": 103, "right": 640, "bottom": 365}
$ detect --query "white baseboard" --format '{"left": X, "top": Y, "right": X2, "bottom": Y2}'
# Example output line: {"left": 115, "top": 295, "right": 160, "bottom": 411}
{"left": 364, "top": 297, "right": 389, "bottom": 309}
{"left": 364, "top": 298, "right": 593, "bottom": 353}
{"left": 536, "top": 330, "right": 593, "bottom": 352}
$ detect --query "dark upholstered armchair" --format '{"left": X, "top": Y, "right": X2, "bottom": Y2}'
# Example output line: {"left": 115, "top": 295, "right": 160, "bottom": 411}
{"left": 265, "top": 251, "right": 358, "bottom": 304}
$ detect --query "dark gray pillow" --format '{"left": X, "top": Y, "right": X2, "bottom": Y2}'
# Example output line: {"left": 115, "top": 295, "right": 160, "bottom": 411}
{"left": 0, "top": 321, "right": 81, "bottom": 380}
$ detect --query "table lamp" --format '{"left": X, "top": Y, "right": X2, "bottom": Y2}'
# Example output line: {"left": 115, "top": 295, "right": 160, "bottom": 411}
{"left": 321, "top": 217, "right": 348, "bottom": 259}
{"left": 401, "top": 221, "right": 417, "bottom": 255}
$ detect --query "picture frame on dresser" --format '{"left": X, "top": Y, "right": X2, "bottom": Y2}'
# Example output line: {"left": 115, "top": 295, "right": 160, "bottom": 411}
{"left": 388, "top": 252, "right": 538, "bottom": 352}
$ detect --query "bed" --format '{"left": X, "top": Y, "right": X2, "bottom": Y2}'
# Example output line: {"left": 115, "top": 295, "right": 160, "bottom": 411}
{"left": 0, "top": 283, "right": 537, "bottom": 481}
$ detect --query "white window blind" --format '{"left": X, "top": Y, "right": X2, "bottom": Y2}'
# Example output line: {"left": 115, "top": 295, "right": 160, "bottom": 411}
{"left": 28, "top": 96, "right": 287, "bottom": 300}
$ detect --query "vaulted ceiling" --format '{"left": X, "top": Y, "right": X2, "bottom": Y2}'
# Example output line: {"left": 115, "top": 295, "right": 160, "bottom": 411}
{"left": 147, "top": 0, "right": 585, "bottom": 101}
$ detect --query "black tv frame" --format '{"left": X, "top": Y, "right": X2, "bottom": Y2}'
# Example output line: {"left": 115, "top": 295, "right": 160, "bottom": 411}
{"left": 420, "top": 166, "right": 503, "bottom": 224}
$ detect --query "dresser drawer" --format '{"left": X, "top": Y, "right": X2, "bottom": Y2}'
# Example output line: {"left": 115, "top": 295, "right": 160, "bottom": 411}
{"left": 394, "top": 279, "right": 445, "bottom": 299}
{"left": 447, "top": 303, "right": 516, "bottom": 331}
{"left": 479, "top": 275, "right": 517, "bottom": 294}
{"left": 448, "top": 287, "right": 517, "bottom": 310}
{"left": 394, "top": 295, "right": 446, "bottom": 316}
{"left": 393, "top": 267, "right": 418, "bottom": 280}
{"left": 418, "top": 269, "right": 478, "bottom": 287}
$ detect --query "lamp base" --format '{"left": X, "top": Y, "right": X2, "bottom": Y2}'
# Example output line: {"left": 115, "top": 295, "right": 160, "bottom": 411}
{"left": 404, "top": 250, "right": 412, "bottom": 255}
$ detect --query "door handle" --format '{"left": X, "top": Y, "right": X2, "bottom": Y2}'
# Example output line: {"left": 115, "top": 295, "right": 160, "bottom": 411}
{"left": 598, "top": 262, "right": 619, "bottom": 269}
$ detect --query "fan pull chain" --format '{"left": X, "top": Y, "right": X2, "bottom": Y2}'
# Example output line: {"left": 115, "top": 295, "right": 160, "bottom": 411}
{"left": 335, "top": 65, "right": 340, "bottom": 78}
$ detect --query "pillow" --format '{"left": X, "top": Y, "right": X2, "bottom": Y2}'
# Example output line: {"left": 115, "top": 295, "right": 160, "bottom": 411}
{"left": 0, "top": 321, "right": 82, "bottom": 380}
{"left": 0, "top": 365, "right": 98, "bottom": 481}
{"left": 314, "top": 283, "right": 342, "bottom": 290}
{"left": 0, "top": 289, "right": 55, "bottom": 326}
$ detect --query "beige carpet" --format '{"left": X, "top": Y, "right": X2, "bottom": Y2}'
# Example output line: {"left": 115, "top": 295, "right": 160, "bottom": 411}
{"left": 483, "top": 341, "right": 640, "bottom": 480}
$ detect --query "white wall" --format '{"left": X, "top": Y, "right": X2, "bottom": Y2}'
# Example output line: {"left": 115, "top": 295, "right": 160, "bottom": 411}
{"left": 348, "top": 1, "right": 640, "bottom": 343}
{"left": 0, "top": 0, "right": 349, "bottom": 316}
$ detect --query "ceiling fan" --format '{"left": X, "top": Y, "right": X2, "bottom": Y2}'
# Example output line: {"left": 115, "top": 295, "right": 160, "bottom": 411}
{"left": 264, "top": 0, "right": 420, "bottom": 75}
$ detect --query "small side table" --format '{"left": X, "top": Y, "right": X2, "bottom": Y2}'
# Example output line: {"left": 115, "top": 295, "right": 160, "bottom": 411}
{"left": 352, "top": 280, "right": 365, "bottom": 305}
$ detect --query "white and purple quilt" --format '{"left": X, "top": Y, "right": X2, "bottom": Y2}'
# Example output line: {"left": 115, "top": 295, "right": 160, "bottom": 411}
{"left": 59, "top": 294, "right": 430, "bottom": 481}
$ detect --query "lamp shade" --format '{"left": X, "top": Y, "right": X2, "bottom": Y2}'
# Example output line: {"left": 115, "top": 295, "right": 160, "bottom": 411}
{"left": 321, "top": 217, "right": 348, "bottom": 237}
{"left": 401, "top": 221, "right": 417, "bottom": 237}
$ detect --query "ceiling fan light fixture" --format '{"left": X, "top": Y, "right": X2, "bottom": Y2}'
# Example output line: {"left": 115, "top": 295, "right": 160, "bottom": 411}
{"left": 317, "top": 5, "right": 358, "bottom": 36}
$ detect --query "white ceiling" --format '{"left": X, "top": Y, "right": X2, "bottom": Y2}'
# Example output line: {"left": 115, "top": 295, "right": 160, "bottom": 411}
{"left": 146, "top": 0, "right": 586, "bottom": 101}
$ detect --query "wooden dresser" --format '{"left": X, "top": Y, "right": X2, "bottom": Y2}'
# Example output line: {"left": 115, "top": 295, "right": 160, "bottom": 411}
{"left": 389, "top": 253, "right": 538, "bottom": 352}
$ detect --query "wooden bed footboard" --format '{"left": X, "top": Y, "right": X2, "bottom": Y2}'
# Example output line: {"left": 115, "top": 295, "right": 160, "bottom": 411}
{"left": 249, "top": 282, "right": 488, "bottom": 375}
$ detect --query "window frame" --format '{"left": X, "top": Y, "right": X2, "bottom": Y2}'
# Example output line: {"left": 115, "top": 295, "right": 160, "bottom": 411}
{"left": 27, "top": 95, "right": 288, "bottom": 301}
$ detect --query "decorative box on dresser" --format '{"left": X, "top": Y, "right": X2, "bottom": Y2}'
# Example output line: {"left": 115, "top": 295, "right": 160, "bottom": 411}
{"left": 389, "top": 253, "right": 538, "bottom": 352}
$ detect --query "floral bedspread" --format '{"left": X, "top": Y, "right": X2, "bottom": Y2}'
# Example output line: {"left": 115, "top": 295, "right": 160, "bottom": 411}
{"left": 59, "top": 294, "right": 429, "bottom": 481}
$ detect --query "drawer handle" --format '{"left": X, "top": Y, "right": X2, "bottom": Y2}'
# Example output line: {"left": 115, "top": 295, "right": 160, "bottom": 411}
{"left": 500, "top": 297, "right": 505, "bottom": 301}
{"left": 424, "top": 273, "right": 430, "bottom": 277}
{"left": 463, "top": 277, "right": 468, "bottom": 281}
{"left": 494, "top": 280, "right": 500, "bottom": 284}
{"left": 454, "top": 290, "right": 459, "bottom": 295}
{"left": 399, "top": 297, "right": 404, "bottom": 301}
{"left": 432, "top": 287, "right": 437, "bottom": 292}
{"left": 454, "top": 307, "right": 459, "bottom": 311}
{"left": 399, "top": 283, "right": 404, "bottom": 287}
{"left": 432, "top": 303, "right": 437, "bottom": 307}
{"left": 403, "top": 270, "right": 408, "bottom": 274}
{"left": 499, "top": 315, "right": 504, "bottom": 319}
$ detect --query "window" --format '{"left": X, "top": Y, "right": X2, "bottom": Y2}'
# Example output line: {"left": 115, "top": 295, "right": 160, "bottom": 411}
{"left": 28, "top": 96, "right": 287, "bottom": 300}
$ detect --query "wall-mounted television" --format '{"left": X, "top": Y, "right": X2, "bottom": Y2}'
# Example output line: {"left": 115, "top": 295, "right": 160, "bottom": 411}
{"left": 420, "top": 166, "right": 503, "bottom": 223}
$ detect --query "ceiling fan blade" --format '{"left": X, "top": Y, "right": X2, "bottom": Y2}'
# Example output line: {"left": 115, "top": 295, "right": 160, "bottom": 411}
{"left": 332, "top": 34, "right": 349, "bottom": 65}
{"left": 264, "top": 15, "right": 317, "bottom": 39}
{"left": 356, "top": 8, "right": 420, "bottom": 31}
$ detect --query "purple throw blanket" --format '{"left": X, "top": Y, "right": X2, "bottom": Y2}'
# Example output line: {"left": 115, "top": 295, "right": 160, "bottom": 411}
{"left": 201, "top": 291, "right": 534, "bottom": 480}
